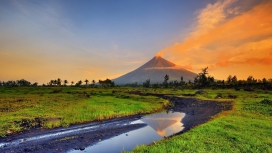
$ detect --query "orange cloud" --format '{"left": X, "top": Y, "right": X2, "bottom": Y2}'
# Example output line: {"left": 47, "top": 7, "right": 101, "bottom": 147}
{"left": 157, "top": 0, "right": 272, "bottom": 79}
{"left": 155, "top": 51, "right": 164, "bottom": 57}
{"left": 246, "top": 57, "right": 272, "bottom": 65}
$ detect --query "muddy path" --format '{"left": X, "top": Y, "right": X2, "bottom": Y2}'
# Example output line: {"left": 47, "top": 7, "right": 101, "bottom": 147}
{"left": 160, "top": 95, "right": 232, "bottom": 132}
{"left": 0, "top": 94, "right": 232, "bottom": 153}
{"left": 0, "top": 115, "right": 145, "bottom": 153}
{"left": 129, "top": 92, "right": 232, "bottom": 132}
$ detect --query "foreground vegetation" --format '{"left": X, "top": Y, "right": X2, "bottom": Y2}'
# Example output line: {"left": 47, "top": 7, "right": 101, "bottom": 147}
{"left": 0, "top": 87, "right": 168, "bottom": 137}
{"left": 130, "top": 89, "right": 272, "bottom": 153}
{"left": 0, "top": 86, "right": 271, "bottom": 152}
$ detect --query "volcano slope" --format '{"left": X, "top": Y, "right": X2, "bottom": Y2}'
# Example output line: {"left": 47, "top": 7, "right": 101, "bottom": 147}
{"left": 113, "top": 56, "right": 197, "bottom": 85}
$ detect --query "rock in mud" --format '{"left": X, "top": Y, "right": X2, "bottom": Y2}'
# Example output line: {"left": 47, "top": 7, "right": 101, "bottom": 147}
{"left": 24, "top": 148, "right": 32, "bottom": 152}
{"left": 215, "top": 93, "right": 222, "bottom": 99}
{"left": 79, "top": 146, "right": 85, "bottom": 150}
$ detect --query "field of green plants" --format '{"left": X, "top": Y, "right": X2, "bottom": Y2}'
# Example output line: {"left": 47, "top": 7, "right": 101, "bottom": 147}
{"left": 0, "top": 87, "right": 168, "bottom": 137}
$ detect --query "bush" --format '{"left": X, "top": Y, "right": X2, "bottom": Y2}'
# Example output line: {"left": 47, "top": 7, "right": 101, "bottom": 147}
{"left": 261, "top": 99, "right": 272, "bottom": 105}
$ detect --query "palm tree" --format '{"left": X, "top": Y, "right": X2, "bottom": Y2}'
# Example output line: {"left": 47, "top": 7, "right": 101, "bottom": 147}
{"left": 49, "top": 80, "right": 54, "bottom": 86}
{"left": 64, "top": 80, "right": 68, "bottom": 86}
{"left": 85, "top": 79, "right": 89, "bottom": 87}
{"left": 77, "top": 80, "right": 82, "bottom": 86}
{"left": 54, "top": 80, "right": 57, "bottom": 86}
{"left": 57, "top": 78, "right": 62, "bottom": 86}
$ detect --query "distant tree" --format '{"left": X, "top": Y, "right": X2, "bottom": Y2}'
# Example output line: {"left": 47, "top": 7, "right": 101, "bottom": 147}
{"left": 71, "top": 81, "right": 74, "bottom": 86}
{"left": 207, "top": 75, "right": 215, "bottom": 86}
{"left": 194, "top": 67, "right": 209, "bottom": 88}
{"left": 1, "top": 79, "right": 34, "bottom": 87}
{"left": 57, "top": 78, "right": 62, "bottom": 86}
{"left": 49, "top": 80, "right": 54, "bottom": 86}
{"left": 143, "top": 79, "right": 150, "bottom": 88}
{"left": 180, "top": 76, "right": 185, "bottom": 86}
{"left": 262, "top": 78, "right": 267, "bottom": 85}
{"left": 64, "top": 80, "right": 68, "bottom": 86}
{"left": 54, "top": 80, "right": 57, "bottom": 86}
{"left": 32, "top": 82, "right": 38, "bottom": 86}
{"left": 227, "top": 75, "right": 232, "bottom": 84}
{"left": 111, "top": 81, "right": 115, "bottom": 87}
{"left": 92, "top": 80, "right": 96, "bottom": 87}
{"left": 232, "top": 75, "right": 237, "bottom": 83}
{"left": 152, "top": 83, "right": 159, "bottom": 89}
{"left": 247, "top": 76, "right": 254, "bottom": 85}
{"left": 163, "top": 74, "right": 169, "bottom": 88}
{"left": 172, "top": 80, "right": 178, "bottom": 88}
{"left": 98, "top": 79, "right": 114, "bottom": 87}
{"left": 16, "top": 79, "right": 31, "bottom": 86}
{"left": 85, "top": 79, "right": 89, "bottom": 87}
{"left": 76, "top": 80, "right": 82, "bottom": 86}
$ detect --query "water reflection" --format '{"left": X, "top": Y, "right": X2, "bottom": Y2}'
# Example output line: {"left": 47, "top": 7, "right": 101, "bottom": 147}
{"left": 140, "top": 112, "right": 185, "bottom": 137}
{"left": 69, "top": 111, "right": 185, "bottom": 153}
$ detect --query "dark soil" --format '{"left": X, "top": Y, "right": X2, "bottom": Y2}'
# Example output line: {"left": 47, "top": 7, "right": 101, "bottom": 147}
{"left": 164, "top": 96, "right": 232, "bottom": 132}
{"left": 0, "top": 94, "right": 232, "bottom": 153}
{"left": 0, "top": 115, "right": 145, "bottom": 153}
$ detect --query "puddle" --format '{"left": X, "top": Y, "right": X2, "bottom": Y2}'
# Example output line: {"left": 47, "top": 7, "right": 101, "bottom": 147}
{"left": 69, "top": 111, "right": 185, "bottom": 153}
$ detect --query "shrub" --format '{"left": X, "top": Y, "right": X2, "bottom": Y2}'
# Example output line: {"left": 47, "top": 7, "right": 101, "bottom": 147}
{"left": 261, "top": 99, "right": 272, "bottom": 105}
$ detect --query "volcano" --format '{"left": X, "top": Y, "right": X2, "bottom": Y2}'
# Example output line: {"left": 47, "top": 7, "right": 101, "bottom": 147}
{"left": 113, "top": 56, "right": 197, "bottom": 85}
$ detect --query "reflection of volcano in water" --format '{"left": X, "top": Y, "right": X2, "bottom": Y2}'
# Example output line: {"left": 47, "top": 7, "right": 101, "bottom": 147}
{"left": 140, "top": 112, "right": 185, "bottom": 137}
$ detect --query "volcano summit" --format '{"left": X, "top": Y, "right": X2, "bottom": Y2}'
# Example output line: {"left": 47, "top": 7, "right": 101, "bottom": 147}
{"left": 113, "top": 56, "right": 197, "bottom": 85}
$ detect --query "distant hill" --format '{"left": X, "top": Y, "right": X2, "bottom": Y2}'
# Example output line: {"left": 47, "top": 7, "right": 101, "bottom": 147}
{"left": 113, "top": 56, "right": 197, "bottom": 85}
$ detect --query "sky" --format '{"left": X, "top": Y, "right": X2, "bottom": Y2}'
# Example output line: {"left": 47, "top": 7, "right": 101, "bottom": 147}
{"left": 0, "top": 0, "right": 271, "bottom": 84}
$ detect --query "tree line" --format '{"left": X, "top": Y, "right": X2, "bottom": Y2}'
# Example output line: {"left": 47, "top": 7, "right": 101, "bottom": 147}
{"left": 0, "top": 78, "right": 115, "bottom": 88}
{"left": 0, "top": 79, "right": 38, "bottom": 87}
{"left": 1, "top": 67, "right": 272, "bottom": 90}
{"left": 140, "top": 67, "right": 272, "bottom": 90}
{"left": 47, "top": 78, "right": 115, "bottom": 87}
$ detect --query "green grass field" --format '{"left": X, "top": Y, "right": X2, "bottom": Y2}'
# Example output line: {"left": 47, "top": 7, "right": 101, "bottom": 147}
{"left": 130, "top": 89, "right": 272, "bottom": 153}
{"left": 1, "top": 87, "right": 271, "bottom": 153}
{"left": 0, "top": 87, "right": 168, "bottom": 137}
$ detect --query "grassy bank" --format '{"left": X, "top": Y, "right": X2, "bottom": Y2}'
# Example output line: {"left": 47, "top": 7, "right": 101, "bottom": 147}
{"left": 129, "top": 89, "right": 272, "bottom": 153}
{"left": 0, "top": 87, "right": 168, "bottom": 137}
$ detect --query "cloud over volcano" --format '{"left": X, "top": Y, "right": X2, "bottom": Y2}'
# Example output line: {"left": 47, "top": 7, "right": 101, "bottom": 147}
{"left": 157, "top": 0, "right": 272, "bottom": 79}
